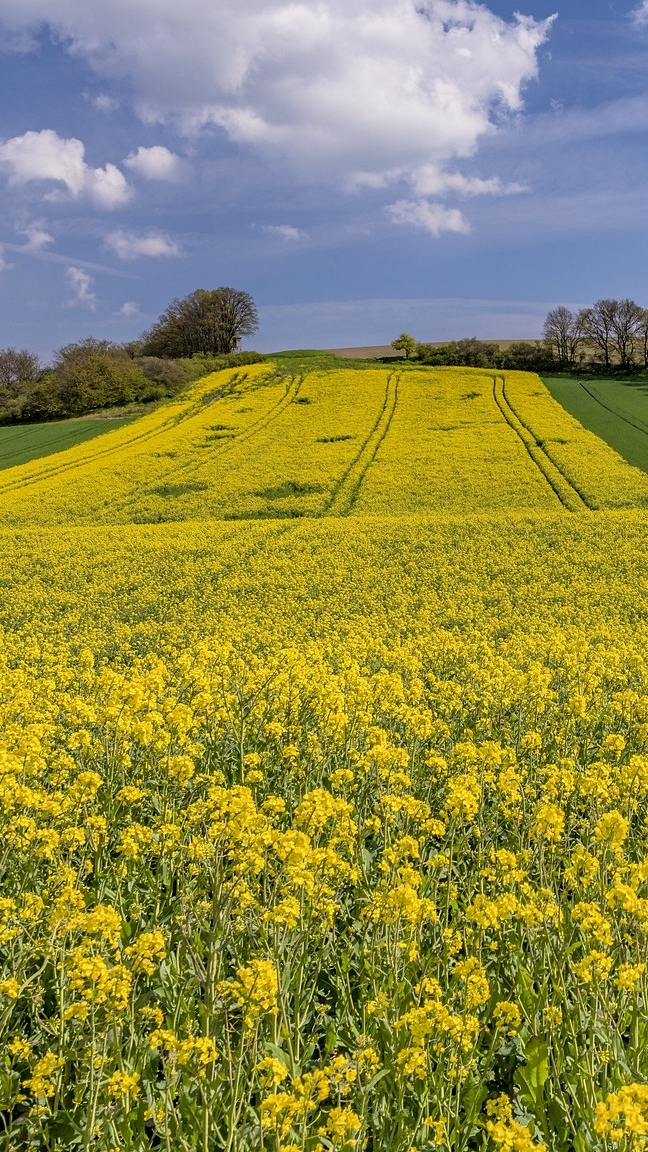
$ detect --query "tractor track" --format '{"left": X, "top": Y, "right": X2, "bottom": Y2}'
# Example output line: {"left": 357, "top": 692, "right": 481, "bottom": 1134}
{"left": 577, "top": 380, "right": 648, "bottom": 438}
{"left": 323, "top": 372, "right": 399, "bottom": 517}
{"left": 493, "top": 376, "right": 590, "bottom": 512}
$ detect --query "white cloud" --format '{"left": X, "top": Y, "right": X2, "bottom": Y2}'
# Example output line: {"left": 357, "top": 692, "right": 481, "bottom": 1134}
{"left": 105, "top": 229, "right": 182, "bottom": 259}
{"left": 19, "top": 222, "right": 54, "bottom": 251}
{"left": 386, "top": 198, "right": 470, "bottom": 236}
{"left": 124, "top": 145, "right": 182, "bottom": 180}
{"left": 0, "top": 129, "right": 131, "bottom": 207}
{"left": 117, "top": 300, "right": 141, "bottom": 316}
{"left": 262, "top": 224, "right": 308, "bottom": 241}
{"left": 410, "top": 166, "right": 526, "bottom": 197}
{"left": 93, "top": 94, "right": 118, "bottom": 112}
{"left": 632, "top": 1, "right": 648, "bottom": 24}
{"left": 0, "top": 1, "right": 555, "bottom": 189}
{"left": 65, "top": 266, "right": 96, "bottom": 309}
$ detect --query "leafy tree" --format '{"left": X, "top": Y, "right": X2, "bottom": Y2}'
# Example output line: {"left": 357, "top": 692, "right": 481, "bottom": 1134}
{"left": 48, "top": 339, "right": 149, "bottom": 414}
{"left": 542, "top": 307, "right": 581, "bottom": 367}
{"left": 417, "top": 338, "right": 500, "bottom": 368}
{"left": 391, "top": 333, "right": 417, "bottom": 359}
{"left": 500, "top": 341, "right": 555, "bottom": 372}
{"left": 141, "top": 288, "right": 259, "bottom": 358}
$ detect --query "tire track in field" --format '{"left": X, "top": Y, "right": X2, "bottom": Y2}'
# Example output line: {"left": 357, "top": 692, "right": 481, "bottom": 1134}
{"left": 0, "top": 368, "right": 294, "bottom": 499}
{"left": 111, "top": 374, "right": 304, "bottom": 519}
{"left": 0, "top": 373, "right": 251, "bottom": 495}
{"left": 577, "top": 380, "right": 648, "bottom": 438}
{"left": 323, "top": 372, "right": 399, "bottom": 517}
{"left": 0, "top": 386, "right": 211, "bottom": 497}
{"left": 493, "top": 376, "right": 590, "bottom": 512}
{"left": 202, "top": 373, "right": 303, "bottom": 461}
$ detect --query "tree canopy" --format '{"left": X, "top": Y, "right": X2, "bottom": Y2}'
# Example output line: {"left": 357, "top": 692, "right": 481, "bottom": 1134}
{"left": 141, "top": 288, "right": 259, "bottom": 358}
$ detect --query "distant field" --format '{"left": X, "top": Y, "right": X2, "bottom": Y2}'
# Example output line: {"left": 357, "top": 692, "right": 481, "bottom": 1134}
{"left": 0, "top": 415, "right": 134, "bottom": 471}
{"left": 543, "top": 375, "right": 648, "bottom": 474}
{"left": 2, "top": 363, "right": 648, "bottom": 524}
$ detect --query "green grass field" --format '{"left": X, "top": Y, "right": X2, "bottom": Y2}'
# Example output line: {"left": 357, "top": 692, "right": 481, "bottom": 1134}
{"left": 0, "top": 415, "right": 134, "bottom": 471}
{"left": 542, "top": 375, "right": 648, "bottom": 474}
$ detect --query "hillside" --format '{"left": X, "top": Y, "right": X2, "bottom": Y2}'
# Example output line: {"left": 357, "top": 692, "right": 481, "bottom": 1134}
{"left": 5, "top": 360, "right": 648, "bottom": 1151}
{"left": 1, "top": 361, "right": 648, "bottom": 526}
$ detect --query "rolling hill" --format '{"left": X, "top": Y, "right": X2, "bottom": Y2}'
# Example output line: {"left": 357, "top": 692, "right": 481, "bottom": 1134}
{"left": 0, "top": 361, "right": 647, "bottom": 525}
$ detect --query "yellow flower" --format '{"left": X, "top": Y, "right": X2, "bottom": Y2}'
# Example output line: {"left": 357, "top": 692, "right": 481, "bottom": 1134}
{"left": 531, "top": 802, "right": 564, "bottom": 845}
{"left": 616, "top": 963, "right": 645, "bottom": 991}
{"left": 23, "top": 1053, "right": 64, "bottom": 1099}
{"left": 595, "top": 1083, "right": 648, "bottom": 1139}
{"left": 255, "top": 1056, "right": 289, "bottom": 1088}
{"left": 125, "top": 930, "right": 166, "bottom": 976}
{"left": 486, "top": 1095, "right": 542, "bottom": 1150}
{"left": 594, "top": 809, "right": 629, "bottom": 856}
{"left": 227, "top": 959, "right": 279, "bottom": 1028}
{"left": 573, "top": 950, "right": 613, "bottom": 984}
{"left": 107, "top": 1070, "right": 141, "bottom": 1100}
{"left": 493, "top": 1001, "right": 522, "bottom": 1037}
{"left": 395, "top": 1046, "right": 427, "bottom": 1079}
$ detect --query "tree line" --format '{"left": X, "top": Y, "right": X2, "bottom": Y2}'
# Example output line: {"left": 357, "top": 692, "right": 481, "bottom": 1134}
{"left": 392, "top": 298, "right": 648, "bottom": 374}
{"left": 0, "top": 287, "right": 263, "bottom": 424}
{"left": 542, "top": 300, "right": 648, "bottom": 371}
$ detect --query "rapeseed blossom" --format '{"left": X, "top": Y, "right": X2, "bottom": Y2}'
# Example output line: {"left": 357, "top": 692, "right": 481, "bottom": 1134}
{"left": 1, "top": 364, "right": 648, "bottom": 1147}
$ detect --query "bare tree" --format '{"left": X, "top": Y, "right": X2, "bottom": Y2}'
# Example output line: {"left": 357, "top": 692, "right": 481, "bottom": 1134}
{"left": 142, "top": 288, "right": 259, "bottom": 357}
{"left": 0, "top": 347, "right": 40, "bottom": 393}
{"left": 637, "top": 309, "right": 648, "bottom": 370}
{"left": 610, "top": 298, "right": 644, "bottom": 371}
{"left": 577, "top": 299, "right": 619, "bottom": 370}
{"left": 542, "top": 306, "right": 581, "bottom": 366}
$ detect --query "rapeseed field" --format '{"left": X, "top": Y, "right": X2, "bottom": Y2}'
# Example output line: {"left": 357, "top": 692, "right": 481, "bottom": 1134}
{"left": 3, "top": 365, "right": 648, "bottom": 1151}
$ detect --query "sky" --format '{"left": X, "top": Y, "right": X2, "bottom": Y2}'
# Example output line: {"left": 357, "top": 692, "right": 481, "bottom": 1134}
{"left": 0, "top": 0, "right": 646, "bottom": 357}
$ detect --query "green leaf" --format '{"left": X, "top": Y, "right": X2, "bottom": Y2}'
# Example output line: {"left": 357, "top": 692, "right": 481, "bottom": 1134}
{"left": 515, "top": 1039, "right": 549, "bottom": 1111}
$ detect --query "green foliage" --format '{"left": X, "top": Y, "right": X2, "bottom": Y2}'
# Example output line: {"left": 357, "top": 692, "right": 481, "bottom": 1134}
{"left": 415, "top": 338, "right": 555, "bottom": 372}
{"left": 0, "top": 339, "right": 267, "bottom": 425}
{"left": 391, "top": 332, "right": 417, "bottom": 358}
{"left": 141, "top": 287, "right": 259, "bottom": 357}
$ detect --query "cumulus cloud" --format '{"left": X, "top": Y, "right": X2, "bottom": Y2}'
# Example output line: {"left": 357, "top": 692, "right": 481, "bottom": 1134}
{"left": 632, "top": 1, "right": 648, "bottom": 24}
{"left": 117, "top": 300, "right": 141, "bottom": 316}
{"left": 410, "top": 166, "right": 527, "bottom": 197}
{"left": 0, "top": 1, "right": 555, "bottom": 189}
{"left": 124, "top": 145, "right": 182, "bottom": 181}
{"left": 105, "top": 229, "right": 182, "bottom": 259}
{"left": 386, "top": 199, "right": 470, "bottom": 236}
{"left": 262, "top": 224, "right": 308, "bottom": 241}
{"left": 0, "top": 129, "right": 131, "bottom": 207}
{"left": 65, "top": 265, "right": 96, "bottom": 308}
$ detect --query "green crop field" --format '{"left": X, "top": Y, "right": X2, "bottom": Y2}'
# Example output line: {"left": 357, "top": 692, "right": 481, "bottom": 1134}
{"left": 542, "top": 375, "right": 648, "bottom": 474}
{"left": 0, "top": 415, "right": 134, "bottom": 471}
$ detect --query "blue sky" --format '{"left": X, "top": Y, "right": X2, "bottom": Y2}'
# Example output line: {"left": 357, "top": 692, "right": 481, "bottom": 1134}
{"left": 0, "top": 0, "right": 646, "bottom": 357}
